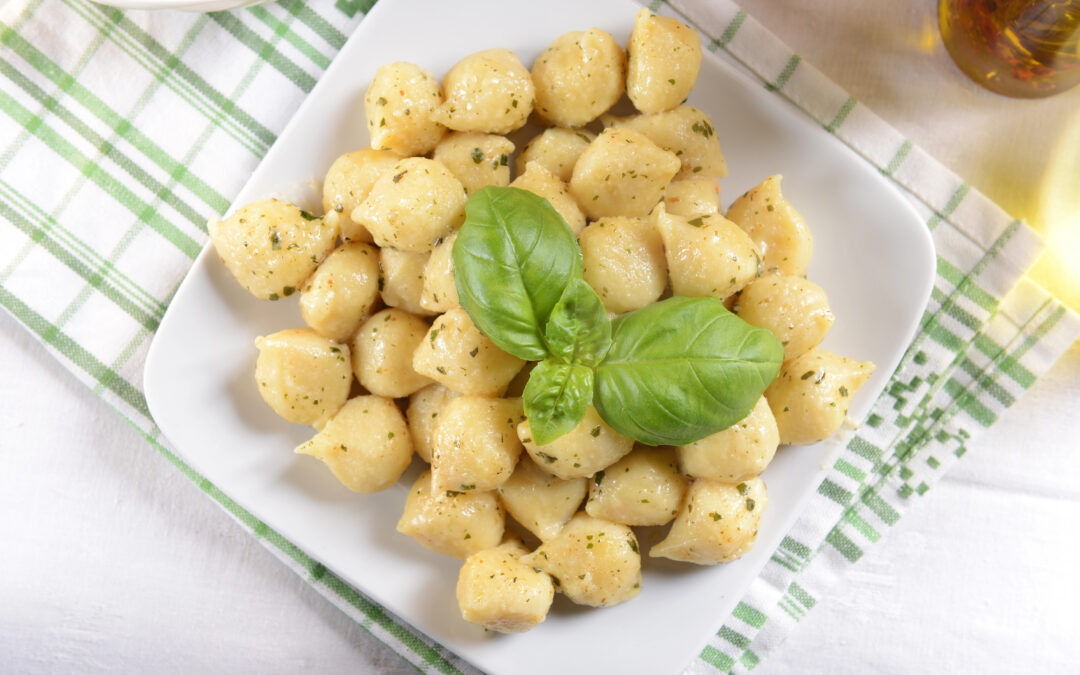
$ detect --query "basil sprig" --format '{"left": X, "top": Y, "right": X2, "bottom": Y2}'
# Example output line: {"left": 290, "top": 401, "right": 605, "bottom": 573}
{"left": 453, "top": 186, "right": 782, "bottom": 446}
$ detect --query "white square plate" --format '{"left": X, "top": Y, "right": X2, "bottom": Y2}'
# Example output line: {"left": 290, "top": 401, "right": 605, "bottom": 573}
{"left": 144, "top": 1, "right": 935, "bottom": 673}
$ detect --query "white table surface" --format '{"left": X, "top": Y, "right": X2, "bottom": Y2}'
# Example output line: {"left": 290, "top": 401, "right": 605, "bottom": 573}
{"left": 3, "top": 1, "right": 1079, "bottom": 673}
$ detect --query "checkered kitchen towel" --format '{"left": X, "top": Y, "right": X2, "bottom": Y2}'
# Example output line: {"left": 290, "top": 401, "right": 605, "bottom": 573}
{"left": 1, "top": 0, "right": 1077, "bottom": 673}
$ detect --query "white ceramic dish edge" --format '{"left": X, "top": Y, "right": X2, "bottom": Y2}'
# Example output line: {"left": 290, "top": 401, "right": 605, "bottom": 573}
{"left": 144, "top": 1, "right": 936, "bottom": 673}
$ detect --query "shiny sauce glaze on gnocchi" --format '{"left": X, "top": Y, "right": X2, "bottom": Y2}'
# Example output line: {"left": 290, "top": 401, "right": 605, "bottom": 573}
{"left": 207, "top": 8, "right": 875, "bottom": 634}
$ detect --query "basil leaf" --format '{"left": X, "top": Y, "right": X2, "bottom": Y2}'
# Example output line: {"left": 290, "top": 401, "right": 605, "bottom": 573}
{"left": 523, "top": 359, "right": 594, "bottom": 446}
{"left": 594, "top": 296, "right": 783, "bottom": 446}
{"left": 453, "top": 186, "right": 582, "bottom": 361}
{"left": 544, "top": 278, "right": 612, "bottom": 367}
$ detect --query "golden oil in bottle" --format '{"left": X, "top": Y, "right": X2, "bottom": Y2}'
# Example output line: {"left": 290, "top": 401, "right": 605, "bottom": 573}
{"left": 939, "top": 0, "right": 1080, "bottom": 97}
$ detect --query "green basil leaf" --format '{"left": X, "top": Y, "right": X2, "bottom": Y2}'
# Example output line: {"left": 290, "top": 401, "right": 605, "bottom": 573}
{"left": 544, "top": 278, "right": 612, "bottom": 367}
{"left": 594, "top": 296, "right": 783, "bottom": 446}
{"left": 523, "top": 359, "right": 594, "bottom": 446}
{"left": 453, "top": 186, "right": 582, "bottom": 361}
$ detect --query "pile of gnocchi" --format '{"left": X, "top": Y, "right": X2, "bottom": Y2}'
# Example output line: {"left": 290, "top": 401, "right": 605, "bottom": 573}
{"left": 208, "top": 9, "right": 874, "bottom": 634}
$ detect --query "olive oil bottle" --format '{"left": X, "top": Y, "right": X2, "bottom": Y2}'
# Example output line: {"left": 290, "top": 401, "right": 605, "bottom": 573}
{"left": 940, "top": 0, "right": 1080, "bottom": 97}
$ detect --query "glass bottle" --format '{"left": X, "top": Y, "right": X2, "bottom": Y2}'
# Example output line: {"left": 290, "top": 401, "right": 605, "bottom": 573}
{"left": 939, "top": 0, "right": 1080, "bottom": 97}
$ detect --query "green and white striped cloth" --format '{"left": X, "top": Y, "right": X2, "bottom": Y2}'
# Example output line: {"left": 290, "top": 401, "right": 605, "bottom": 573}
{"left": 1, "top": 0, "right": 1076, "bottom": 673}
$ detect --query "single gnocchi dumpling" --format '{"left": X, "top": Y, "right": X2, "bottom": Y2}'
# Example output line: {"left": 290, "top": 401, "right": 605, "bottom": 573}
{"left": 353, "top": 157, "right": 467, "bottom": 253}
{"left": 431, "top": 396, "right": 525, "bottom": 493}
{"left": 432, "top": 132, "right": 515, "bottom": 195}
{"left": 520, "top": 513, "right": 641, "bottom": 608}
{"left": 364, "top": 61, "right": 446, "bottom": 156}
{"left": 510, "top": 161, "right": 586, "bottom": 235}
{"left": 299, "top": 242, "right": 380, "bottom": 342}
{"left": 654, "top": 204, "right": 760, "bottom": 300}
{"left": 419, "top": 232, "right": 459, "bottom": 314}
{"left": 497, "top": 455, "right": 587, "bottom": 541}
{"left": 626, "top": 8, "right": 702, "bottom": 114}
{"left": 580, "top": 214, "right": 667, "bottom": 314}
{"left": 651, "top": 478, "right": 768, "bottom": 564}
{"left": 208, "top": 198, "right": 338, "bottom": 301}
{"left": 603, "top": 105, "right": 727, "bottom": 179}
{"left": 663, "top": 175, "right": 721, "bottom": 219}
{"left": 531, "top": 28, "right": 626, "bottom": 128}
{"left": 406, "top": 383, "right": 461, "bottom": 464}
{"left": 295, "top": 395, "right": 413, "bottom": 493}
{"left": 766, "top": 349, "right": 875, "bottom": 445}
{"left": 351, "top": 308, "right": 432, "bottom": 398}
{"left": 431, "top": 48, "right": 535, "bottom": 134}
{"left": 517, "top": 406, "right": 634, "bottom": 480}
{"left": 516, "top": 127, "right": 595, "bottom": 183}
{"left": 585, "top": 445, "right": 687, "bottom": 526}
{"left": 736, "top": 275, "right": 834, "bottom": 362}
{"left": 253, "top": 328, "right": 352, "bottom": 428}
{"left": 569, "top": 127, "right": 681, "bottom": 220}
{"left": 677, "top": 396, "right": 779, "bottom": 483}
{"left": 322, "top": 148, "right": 399, "bottom": 244}
{"left": 379, "top": 248, "right": 434, "bottom": 316}
{"left": 726, "top": 175, "right": 813, "bottom": 277}
{"left": 412, "top": 307, "right": 525, "bottom": 396}
{"left": 456, "top": 540, "right": 555, "bottom": 634}
{"left": 397, "top": 470, "right": 505, "bottom": 560}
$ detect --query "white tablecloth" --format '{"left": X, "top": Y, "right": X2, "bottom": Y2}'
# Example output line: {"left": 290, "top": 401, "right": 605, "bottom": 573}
{"left": 3, "top": 1, "right": 1079, "bottom": 672}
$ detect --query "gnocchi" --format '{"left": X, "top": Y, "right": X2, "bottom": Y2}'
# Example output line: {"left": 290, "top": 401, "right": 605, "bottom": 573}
{"left": 651, "top": 477, "right": 768, "bottom": 565}
{"left": 531, "top": 28, "right": 626, "bottom": 127}
{"left": 521, "top": 513, "right": 642, "bottom": 608}
{"left": 352, "top": 157, "right": 467, "bottom": 253}
{"left": 295, "top": 395, "right": 413, "bottom": 493}
{"left": 432, "top": 48, "right": 535, "bottom": 134}
{"left": 456, "top": 540, "right": 555, "bottom": 633}
{"left": 253, "top": 328, "right": 352, "bottom": 428}
{"left": 766, "top": 348, "right": 875, "bottom": 445}
{"left": 364, "top": 61, "right": 446, "bottom": 156}
{"left": 626, "top": 8, "right": 702, "bottom": 113}
{"left": 208, "top": 198, "right": 338, "bottom": 301}
{"left": 299, "top": 242, "right": 380, "bottom": 342}
{"left": 397, "top": 470, "right": 505, "bottom": 560}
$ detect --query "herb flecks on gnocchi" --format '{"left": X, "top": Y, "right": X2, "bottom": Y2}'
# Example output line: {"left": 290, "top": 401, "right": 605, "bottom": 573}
{"left": 651, "top": 477, "right": 768, "bottom": 565}
{"left": 430, "top": 395, "right": 525, "bottom": 493}
{"left": 531, "top": 28, "right": 626, "bottom": 128}
{"left": 364, "top": 62, "right": 446, "bottom": 157}
{"left": 456, "top": 540, "right": 556, "bottom": 633}
{"left": 253, "top": 328, "right": 352, "bottom": 429}
{"left": 521, "top": 513, "right": 642, "bottom": 608}
{"left": 299, "top": 241, "right": 380, "bottom": 342}
{"left": 569, "top": 127, "right": 681, "bottom": 220}
{"left": 654, "top": 203, "right": 761, "bottom": 301}
{"left": 677, "top": 396, "right": 780, "bottom": 483}
{"left": 603, "top": 105, "right": 727, "bottom": 179}
{"left": 295, "top": 395, "right": 413, "bottom": 493}
{"left": 585, "top": 445, "right": 687, "bottom": 527}
{"left": 766, "top": 348, "right": 875, "bottom": 445}
{"left": 413, "top": 306, "right": 526, "bottom": 396}
{"left": 432, "top": 48, "right": 535, "bottom": 134}
{"left": 353, "top": 157, "right": 467, "bottom": 253}
{"left": 626, "top": 8, "right": 702, "bottom": 114}
{"left": 497, "top": 455, "right": 587, "bottom": 541}
{"left": 322, "top": 148, "right": 399, "bottom": 244}
{"left": 726, "top": 174, "right": 813, "bottom": 278}
{"left": 397, "top": 470, "right": 505, "bottom": 560}
{"left": 209, "top": 198, "right": 338, "bottom": 301}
